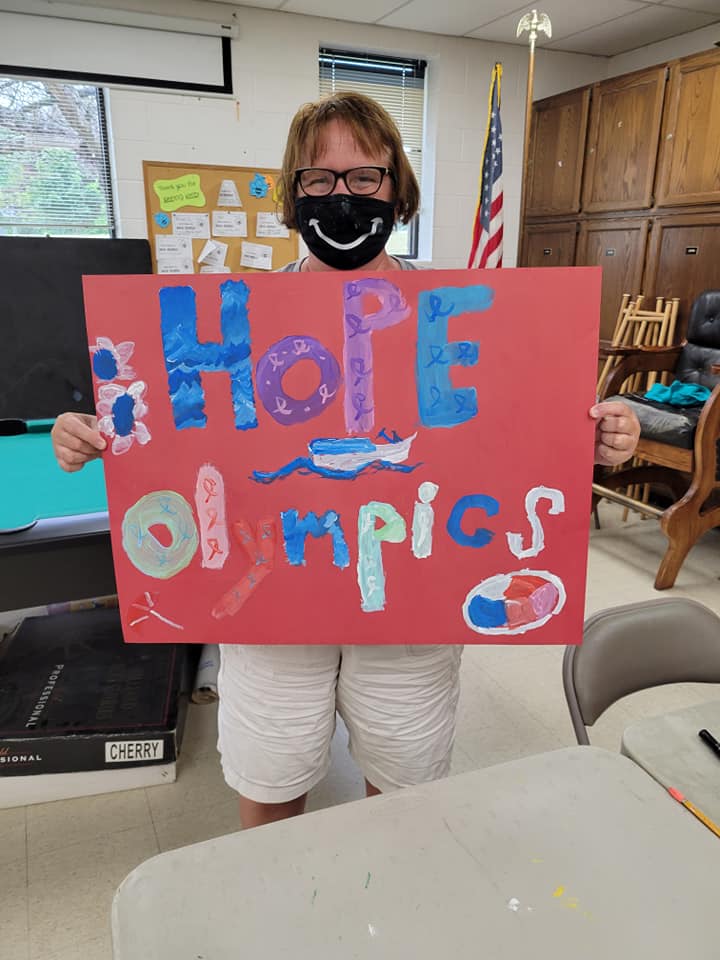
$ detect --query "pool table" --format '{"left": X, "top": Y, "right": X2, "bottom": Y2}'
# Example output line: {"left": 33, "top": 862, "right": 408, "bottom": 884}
{"left": 0, "top": 420, "right": 116, "bottom": 611}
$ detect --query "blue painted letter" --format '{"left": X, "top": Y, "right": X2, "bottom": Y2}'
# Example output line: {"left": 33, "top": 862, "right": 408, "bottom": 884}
{"left": 416, "top": 285, "right": 494, "bottom": 428}
{"left": 281, "top": 510, "right": 350, "bottom": 568}
{"left": 160, "top": 279, "right": 257, "bottom": 431}
{"left": 446, "top": 494, "right": 499, "bottom": 548}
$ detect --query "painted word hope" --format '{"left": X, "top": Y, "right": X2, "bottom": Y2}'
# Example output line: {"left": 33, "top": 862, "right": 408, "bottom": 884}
{"left": 121, "top": 475, "right": 564, "bottom": 626}
{"left": 158, "top": 278, "right": 494, "bottom": 434}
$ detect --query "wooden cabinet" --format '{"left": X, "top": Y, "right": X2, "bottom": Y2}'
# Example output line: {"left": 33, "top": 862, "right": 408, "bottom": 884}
{"left": 576, "top": 219, "right": 649, "bottom": 341}
{"left": 655, "top": 51, "right": 720, "bottom": 207}
{"left": 520, "top": 222, "right": 577, "bottom": 267}
{"left": 525, "top": 88, "right": 589, "bottom": 216}
{"left": 643, "top": 213, "right": 720, "bottom": 338}
{"left": 520, "top": 49, "right": 720, "bottom": 346}
{"left": 582, "top": 67, "right": 666, "bottom": 213}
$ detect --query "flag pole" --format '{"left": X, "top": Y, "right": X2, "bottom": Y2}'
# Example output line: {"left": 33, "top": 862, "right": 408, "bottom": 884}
{"left": 467, "top": 63, "right": 503, "bottom": 269}
{"left": 516, "top": 10, "right": 552, "bottom": 257}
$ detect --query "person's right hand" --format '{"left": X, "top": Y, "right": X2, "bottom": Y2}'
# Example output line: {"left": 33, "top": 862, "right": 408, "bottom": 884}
{"left": 52, "top": 412, "right": 106, "bottom": 473}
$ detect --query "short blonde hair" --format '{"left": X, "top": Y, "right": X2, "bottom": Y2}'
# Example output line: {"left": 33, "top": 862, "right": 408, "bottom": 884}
{"left": 279, "top": 91, "right": 420, "bottom": 229}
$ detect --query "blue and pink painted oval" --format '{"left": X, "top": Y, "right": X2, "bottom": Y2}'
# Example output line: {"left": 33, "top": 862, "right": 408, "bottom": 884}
{"left": 462, "top": 570, "right": 566, "bottom": 636}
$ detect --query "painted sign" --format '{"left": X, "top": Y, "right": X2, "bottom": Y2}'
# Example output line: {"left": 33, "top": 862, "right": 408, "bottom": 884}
{"left": 83, "top": 267, "right": 600, "bottom": 645}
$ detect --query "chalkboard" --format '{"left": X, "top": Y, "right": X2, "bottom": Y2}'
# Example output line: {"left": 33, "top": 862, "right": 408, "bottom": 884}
{"left": 0, "top": 237, "right": 151, "bottom": 420}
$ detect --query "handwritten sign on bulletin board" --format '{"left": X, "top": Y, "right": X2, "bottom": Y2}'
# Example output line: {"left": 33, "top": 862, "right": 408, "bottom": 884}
{"left": 82, "top": 266, "right": 601, "bottom": 647}
{"left": 143, "top": 161, "right": 298, "bottom": 275}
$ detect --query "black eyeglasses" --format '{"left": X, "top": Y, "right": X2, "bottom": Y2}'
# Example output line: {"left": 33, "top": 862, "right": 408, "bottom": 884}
{"left": 295, "top": 166, "right": 393, "bottom": 198}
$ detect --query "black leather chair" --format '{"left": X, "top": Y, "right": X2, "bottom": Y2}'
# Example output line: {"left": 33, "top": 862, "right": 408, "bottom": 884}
{"left": 595, "top": 290, "right": 720, "bottom": 589}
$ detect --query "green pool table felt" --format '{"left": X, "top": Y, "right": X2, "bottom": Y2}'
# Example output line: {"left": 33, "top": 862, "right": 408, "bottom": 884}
{"left": 0, "top": 421, "right": 107, "bottom": 532}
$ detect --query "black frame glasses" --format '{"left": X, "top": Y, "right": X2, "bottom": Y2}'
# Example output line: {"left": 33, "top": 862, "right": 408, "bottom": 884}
{"left": 294, "top": 166, "right": 394, "bottom": 198}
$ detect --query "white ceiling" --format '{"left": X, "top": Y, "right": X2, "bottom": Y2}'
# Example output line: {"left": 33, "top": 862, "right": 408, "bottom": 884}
{"left": 236, "top": 0, "right": 720, "bottom": 56}
{"left": 4, "top": 0, "right": 718, "bottom": 56}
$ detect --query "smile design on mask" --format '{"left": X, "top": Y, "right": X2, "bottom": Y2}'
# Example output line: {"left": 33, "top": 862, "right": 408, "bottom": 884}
{"left": 295, "top": 195, "right": 396, "bottom": 270}
{"left": 308, "top": 216, "right": 383, "bottom": 250}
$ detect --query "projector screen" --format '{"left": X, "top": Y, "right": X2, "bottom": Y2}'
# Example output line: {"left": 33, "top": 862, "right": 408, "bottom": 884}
{"left": 0, "top": 11, "right": 232, "bottom": 93}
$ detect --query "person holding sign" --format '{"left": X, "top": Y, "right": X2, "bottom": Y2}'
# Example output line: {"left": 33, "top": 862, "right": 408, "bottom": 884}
{"left": 52, "top": 92, "right": 640, "bottom": 829}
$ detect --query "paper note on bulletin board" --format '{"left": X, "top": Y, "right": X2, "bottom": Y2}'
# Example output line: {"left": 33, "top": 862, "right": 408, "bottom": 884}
{"left": 143, "top": 161, "right": 298, "bottom": 275}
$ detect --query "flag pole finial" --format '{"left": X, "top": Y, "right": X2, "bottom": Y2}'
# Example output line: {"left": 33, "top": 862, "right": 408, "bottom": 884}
{"left": 516, "top": 9, "right": 552, "bottom": 53}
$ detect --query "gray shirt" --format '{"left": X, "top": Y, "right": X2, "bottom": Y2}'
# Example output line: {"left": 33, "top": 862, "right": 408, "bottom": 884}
{"left": 278, "top": 257, "right": 418, "bottom": 272}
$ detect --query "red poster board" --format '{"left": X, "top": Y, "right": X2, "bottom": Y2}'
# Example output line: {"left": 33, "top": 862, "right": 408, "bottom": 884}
{"left": 83, "top": 267, "right": 600, "bottom": 646}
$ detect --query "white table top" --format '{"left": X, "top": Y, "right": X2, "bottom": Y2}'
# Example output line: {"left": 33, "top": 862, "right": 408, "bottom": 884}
{"left": 112, "top": 747, "right": 718, "bottom": 960}
{"left": 622, "top": 699, "right": 720, "bottom": 822}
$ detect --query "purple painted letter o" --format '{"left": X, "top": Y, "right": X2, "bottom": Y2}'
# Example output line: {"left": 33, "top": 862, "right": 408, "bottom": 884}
{"left": 256, "top": 335, "right": 342, "bottom": 425}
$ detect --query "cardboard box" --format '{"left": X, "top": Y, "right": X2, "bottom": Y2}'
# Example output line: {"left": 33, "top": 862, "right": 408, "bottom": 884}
{"left": 0, "top": 607, "right": 198, "bottom": 807}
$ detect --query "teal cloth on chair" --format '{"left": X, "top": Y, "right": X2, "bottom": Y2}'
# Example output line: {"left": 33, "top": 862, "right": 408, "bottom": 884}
{"left": 644, "top": 380, "right": 711, "bottom": 407}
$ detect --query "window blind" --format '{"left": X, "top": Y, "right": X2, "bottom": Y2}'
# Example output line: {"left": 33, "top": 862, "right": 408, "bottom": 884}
{"left": 0, "top": 77, "right": 115, "bottom": 236}
{"left": 319, "top": 48, "right": 426, "bottom": 188}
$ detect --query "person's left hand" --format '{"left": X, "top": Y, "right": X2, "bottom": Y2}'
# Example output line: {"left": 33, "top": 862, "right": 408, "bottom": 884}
{"left": 590, "top": 400, "right": 640, "bottom": 466}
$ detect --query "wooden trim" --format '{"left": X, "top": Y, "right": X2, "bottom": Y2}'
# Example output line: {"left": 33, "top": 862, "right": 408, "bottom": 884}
{"left": 524, "top": 203, "right": 720, "bottom": 225}
{"left": 692, "top": 383, "right": 720, "bottom": 497}
{"left": 524, "top": 213, "right": 579, "bottom": 225}
{"left": 656, "top": 193, "right": 720, "bottom": 209}
{"left": 636, "top": 439, "right": 693, "bottom": 472}
{"left": 591, "top": 483, "right": 664, "bottom": 518}
{"left": 601, "top": 345, "right": 683, "bottom": 397}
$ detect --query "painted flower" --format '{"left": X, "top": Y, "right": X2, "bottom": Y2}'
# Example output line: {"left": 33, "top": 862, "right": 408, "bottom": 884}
{"left": 249, "top": 172, "right": 270, "bottom": 198}
{"left": 90, "top": 337, "right": 136, "bottom": 382}
{"left": 97, "top": 382, "right": 151, "bottom": 455}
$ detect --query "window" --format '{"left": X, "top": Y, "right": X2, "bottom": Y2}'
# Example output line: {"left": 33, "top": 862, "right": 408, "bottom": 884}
{"left": 0, "top": 77, "right": 115, "bottom": 236}
{"left": 319, "top": 48, "right": 426, "bottom": 259}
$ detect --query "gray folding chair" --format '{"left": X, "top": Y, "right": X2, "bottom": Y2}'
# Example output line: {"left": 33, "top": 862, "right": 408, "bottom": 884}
{"left": 563, "top": 598, "right": 720, "bottom": 745}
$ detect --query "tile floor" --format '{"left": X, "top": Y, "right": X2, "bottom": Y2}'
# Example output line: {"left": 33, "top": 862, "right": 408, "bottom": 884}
{"left": 2, "top": 503, "right": 719, "bottom": 960}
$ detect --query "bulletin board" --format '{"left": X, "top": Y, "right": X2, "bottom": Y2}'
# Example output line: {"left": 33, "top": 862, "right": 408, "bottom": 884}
{"left": 142, "top": 161, "right": 298, "bottom": 276}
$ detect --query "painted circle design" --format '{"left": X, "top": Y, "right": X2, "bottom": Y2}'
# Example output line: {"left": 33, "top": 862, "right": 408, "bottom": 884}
{"left": 92, "top": 348, "right": 118, "bottom": 381}
{"left": 112, "top": 393, "right": 136, "bottom": 436}
{"left": 122, "top": 491, "right": 199, "bottom": 579}
{"left": 256, "top": 335, "right": 341, "bottom": 425}
{"left": 462, "top": 570, "right": 566, "bottom": 636}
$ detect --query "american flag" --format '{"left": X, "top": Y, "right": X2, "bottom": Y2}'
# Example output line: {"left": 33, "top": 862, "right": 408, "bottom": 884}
{"left": 468, "top": 63, "right": 503, "bottom": 269}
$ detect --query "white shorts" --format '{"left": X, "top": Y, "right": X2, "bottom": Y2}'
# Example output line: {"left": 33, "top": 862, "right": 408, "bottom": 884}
{"left": 216, "top": 644, "right": 463, "bottom": 803}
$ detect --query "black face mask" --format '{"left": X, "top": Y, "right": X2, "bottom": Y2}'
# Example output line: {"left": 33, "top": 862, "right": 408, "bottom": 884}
{"left": 295, "top": 195, "right": 396, "bottom": 270}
